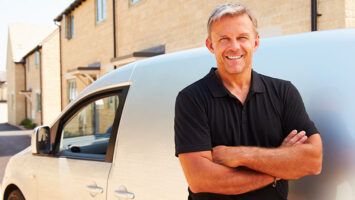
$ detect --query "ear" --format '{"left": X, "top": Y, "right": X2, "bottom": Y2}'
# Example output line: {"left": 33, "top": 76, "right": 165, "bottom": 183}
{"left": 253, "top": 34, "right": 260, "bottom": 51}
{"left": 205, "top": 37, "right": 215, "bottom": 54}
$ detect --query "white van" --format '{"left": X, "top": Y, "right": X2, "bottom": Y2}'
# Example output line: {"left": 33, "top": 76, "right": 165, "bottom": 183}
{"left": 1, "top": 29, "right": 355, "bottom": 200}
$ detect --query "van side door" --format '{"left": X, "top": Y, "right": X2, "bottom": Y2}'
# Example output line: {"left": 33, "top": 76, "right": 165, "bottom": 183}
{"left": 35, "top": 86, "right": 128, "bottom": 200}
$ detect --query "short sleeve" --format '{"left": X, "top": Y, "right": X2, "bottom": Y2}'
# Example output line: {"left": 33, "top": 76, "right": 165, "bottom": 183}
{"left": 174, "top": 91, "right": 212, "bottom": 157}
{"left": 282, "top": 82, "right": 319, "bottom": 137}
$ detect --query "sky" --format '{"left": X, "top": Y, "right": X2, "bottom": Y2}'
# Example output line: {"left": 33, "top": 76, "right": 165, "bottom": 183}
{"left": 0, "top": 0, "right": 74, "bottom": 71}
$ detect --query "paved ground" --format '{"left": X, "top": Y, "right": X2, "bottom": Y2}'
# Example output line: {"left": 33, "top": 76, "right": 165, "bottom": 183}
{"left": 0, "top": 123, "right": 21, "bottom": 131}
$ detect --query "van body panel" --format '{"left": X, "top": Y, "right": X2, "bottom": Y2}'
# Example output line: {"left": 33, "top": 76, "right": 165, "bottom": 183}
{"left": 253, "top": 29, "right": 355, "bottom": 199}
{"left": 2, "top": 148, "right": 37, "bottom": 200}
{"left": 107, "top": 48, "right": 215, "bottom": 200}
{"left": 35, "top": 157, "right": 110, "bottom": 200}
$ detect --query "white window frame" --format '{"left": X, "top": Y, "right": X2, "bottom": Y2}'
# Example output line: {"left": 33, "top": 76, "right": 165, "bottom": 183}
{"left": 68, "top": 79, "right": 77, "bottom": 102}
{"left": 96, "top": 0, "right": 106, "bottom": 23}
{"left": 34, "top": 51, "right": 40, "bottom": 68}
{"left": 131, "top": 0, "right": 140, "bottom": 4}
{"left": 66, "top": 15, "right": 74, "bottom": 39}
{"left": 36, "top": 92, "right": 41, "bottom": 112}
{"left": 26, "top": 58, "right": 30, "bottom": 72}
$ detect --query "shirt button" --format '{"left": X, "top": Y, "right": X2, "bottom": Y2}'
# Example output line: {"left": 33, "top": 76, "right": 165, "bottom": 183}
{"left": 242, "top": 109, "right": 246, "bottom": 115}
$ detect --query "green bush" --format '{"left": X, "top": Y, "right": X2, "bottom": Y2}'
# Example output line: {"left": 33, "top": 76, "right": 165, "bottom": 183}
{"left": 20, "top": 118, "right": 38, "bottom": 129}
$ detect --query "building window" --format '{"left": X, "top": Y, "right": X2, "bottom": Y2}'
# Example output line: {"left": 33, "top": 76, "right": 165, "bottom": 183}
{"left": 131, "top": 0, "right": 140, "bottom": 4}
{"left": 66, "top": 15, "right": 74, "bottom": 39}
{"left": 36, "top": 93, "right": 41, "bottom": 112}
{"left": 108, "top": 96, "right": 119, "bottom": 109}
{"left": 26, "top": 58, "right": 30, "bottom": 72}
{"left": 34, "top": 51, "right": 40, "bottom": 68}
{"left": 96, "top": 0, "right": 106, "bottom": 23}
{"left": 68, "top": 79, "right": 77, "bottom": 102}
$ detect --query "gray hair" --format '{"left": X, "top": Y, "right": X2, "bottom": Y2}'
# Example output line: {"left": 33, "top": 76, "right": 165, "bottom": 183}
{"left": 207, "top": 3, "right": 258, "bottom": 37}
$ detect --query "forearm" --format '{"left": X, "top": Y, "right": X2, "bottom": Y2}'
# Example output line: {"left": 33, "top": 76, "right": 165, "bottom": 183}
{"left": 213, "top": 134, "right": 322, "bottom": 179}
{"left": 238, "top": 143, "right": 322, "bottom": 179}
{"left": 179, "top": 152, "right": 274, "bottom": 195}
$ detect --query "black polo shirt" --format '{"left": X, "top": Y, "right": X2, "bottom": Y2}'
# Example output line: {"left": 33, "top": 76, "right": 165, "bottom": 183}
{"left": 174, "top": 68, "right": 318, "bottom": 200}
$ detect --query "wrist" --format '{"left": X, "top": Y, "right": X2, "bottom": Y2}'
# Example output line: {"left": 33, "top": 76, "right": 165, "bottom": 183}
{"left": 233, "top": 146, "right": 250, "bottom": 167}
{"left": 224, "top": 146, "right": 241, "bottom": 167}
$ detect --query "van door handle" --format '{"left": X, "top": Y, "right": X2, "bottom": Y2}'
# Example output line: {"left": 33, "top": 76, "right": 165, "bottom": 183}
{"left": 86, "top": 183, "right": 104, "bottom": 196}
{"left": 115, "top": 185, "right": 135, "bottom": 199}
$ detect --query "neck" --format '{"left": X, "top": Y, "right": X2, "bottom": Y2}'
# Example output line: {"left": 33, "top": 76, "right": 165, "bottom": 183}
{"left": 216, "top": 68, "right": 252, "bottom": 104}
{"left": 216, "top": 68, "right": 252, "bottom": 91}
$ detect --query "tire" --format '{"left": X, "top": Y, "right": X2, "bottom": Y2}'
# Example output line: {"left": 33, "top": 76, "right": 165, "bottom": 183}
{"left": 7, "top": 189, "right": 25, "bottom": 200}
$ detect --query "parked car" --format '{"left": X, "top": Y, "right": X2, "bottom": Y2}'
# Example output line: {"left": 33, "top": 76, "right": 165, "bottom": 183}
{"left": 1, "top": 29, "right": 355, "bottom": 200}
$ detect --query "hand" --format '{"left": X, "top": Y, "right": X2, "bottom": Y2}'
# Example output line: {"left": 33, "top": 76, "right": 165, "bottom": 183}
{"left": 212, "top": 145, "right": 241, "bottom": 167}
{"left": 281, "top": 130, "right": 307, "bottom": 147}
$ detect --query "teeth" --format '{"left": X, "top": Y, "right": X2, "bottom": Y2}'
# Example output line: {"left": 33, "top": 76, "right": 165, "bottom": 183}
{"left": 226, "top": 55, "right": 242, "bottom": 59}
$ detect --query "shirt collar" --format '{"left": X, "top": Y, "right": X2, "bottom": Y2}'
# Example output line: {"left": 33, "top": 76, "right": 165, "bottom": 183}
{"left": 205, "top": 68, "right": 265, "bottom": 98}
{"left": 251, "top": 70, "right": 265, "bottom": 94}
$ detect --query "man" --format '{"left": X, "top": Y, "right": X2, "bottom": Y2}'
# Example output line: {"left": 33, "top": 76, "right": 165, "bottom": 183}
{"left": 174, "top": 3, "right": 322, "bottom": 200}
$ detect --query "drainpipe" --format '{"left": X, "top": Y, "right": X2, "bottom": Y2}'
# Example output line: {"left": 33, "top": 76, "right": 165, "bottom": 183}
{"left": 39, "top": 49, "right": 43, "bottom": 125}
{"left": 54, "top": 20, "right": 63, "bottom": 111}
{"left": 311, "top": 0, "right": 322, "bottom": 31}
{"left": 23, "top": 62, "right": 27, "bottom": 119}
{"left": 113, "top": 0, "right": 117, "bottom": 58}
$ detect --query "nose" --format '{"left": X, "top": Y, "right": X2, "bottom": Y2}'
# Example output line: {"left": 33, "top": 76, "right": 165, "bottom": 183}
{"left": 229, "top": 39, "right": 241, "bottom": 50}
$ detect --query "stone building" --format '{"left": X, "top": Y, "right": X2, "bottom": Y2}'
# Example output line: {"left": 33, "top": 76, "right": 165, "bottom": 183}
{"left": 54, "top": 0, "right": 116, "bottom": 108}
{"left": 54, "top": 0, "right": 355, "bottom": 108}
{"left": 6, "top": 24, "right": 55, "bottom": 125}
{"left": 6, "top": 24, "right": 60, "bottom": 125}
{"left": 20, "top": 29, "right": 61, "bottom": 125}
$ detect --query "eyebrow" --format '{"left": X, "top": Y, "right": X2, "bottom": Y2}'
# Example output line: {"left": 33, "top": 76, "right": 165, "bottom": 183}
{"left": 216, "top": 34, "right": 229, "bottom": 38}
{"left": 216, "top": 33, "right": 251, "bottom": 38}
{"left": 239, "top": 33, "right": 252, "bottom": 37}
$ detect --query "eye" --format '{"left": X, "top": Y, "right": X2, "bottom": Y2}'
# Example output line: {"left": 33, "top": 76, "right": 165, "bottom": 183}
{"left": 237, "top": 36, "right": 249, "bottom": 42}
{"left": 219, "top": 37, "right": 229, "bottom": 42}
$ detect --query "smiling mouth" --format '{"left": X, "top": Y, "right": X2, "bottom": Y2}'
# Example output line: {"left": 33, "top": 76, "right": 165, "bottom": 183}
{"left": 226, "top": 55, "right": 243, "bottom": 60}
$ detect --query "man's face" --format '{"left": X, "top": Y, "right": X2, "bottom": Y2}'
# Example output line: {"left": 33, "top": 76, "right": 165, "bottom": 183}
{"left": 206, "top": 14, "right": 259, "bottom": 76}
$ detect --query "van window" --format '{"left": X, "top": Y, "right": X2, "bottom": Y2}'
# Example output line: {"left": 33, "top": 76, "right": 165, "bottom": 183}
{"left": 59, "top": 95, "right": 119, "bottom": 161}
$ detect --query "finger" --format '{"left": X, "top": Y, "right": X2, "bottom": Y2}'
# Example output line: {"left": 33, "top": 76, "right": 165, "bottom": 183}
{"left": 295, "top": 135, "right": 308, "bottom": 144}
{"left": 298, "top": 130, "right": 306, "bottom": 136}
{"left": 282, "top": 130, "right": 298, "bottom": 145}
{"left": 288, "top": 131, "right": 306, "bottom": 144}
{"left": 290, "top": 131, "right": 306, "bottom": 142}
{"left": 295, "top": 131, "right": 307, "bottom": 143}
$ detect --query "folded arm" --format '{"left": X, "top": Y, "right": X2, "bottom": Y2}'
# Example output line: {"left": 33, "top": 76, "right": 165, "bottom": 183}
{"left": 212, "top": 133, "right": 322, "bottom": 180}
{"left": 178, "top": 150, "right": 275, "bottom": 195}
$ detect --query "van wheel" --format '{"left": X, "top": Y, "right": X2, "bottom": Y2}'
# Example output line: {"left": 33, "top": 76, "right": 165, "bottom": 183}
{"left": 7, "top": 189, "right": 25, "bottom": 200}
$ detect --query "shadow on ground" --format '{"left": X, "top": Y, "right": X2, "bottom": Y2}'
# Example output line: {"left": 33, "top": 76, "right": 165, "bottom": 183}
{"left": 0, "top": 135, "right": 31, "bottom": 157}
{"left": 0, "top": 123, "right": 21, "bottom": 131}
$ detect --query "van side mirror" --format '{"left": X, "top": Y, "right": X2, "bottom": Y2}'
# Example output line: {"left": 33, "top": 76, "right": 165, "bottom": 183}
{"left": 31, "top": 126, "right": 51, "bottom": 154}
